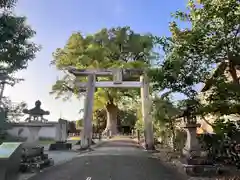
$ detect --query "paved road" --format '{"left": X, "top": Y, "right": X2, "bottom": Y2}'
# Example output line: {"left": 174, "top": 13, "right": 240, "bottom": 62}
{"left": 29, "top": 138, "right": 186, "bottom": 180}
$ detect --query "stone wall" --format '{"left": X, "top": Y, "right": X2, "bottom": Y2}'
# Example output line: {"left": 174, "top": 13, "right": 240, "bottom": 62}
{"left": 7, "top": 126, "right": 58, "bottom": 141}
{"left": 6, "top": 119, "right": 68, "bottom": 142}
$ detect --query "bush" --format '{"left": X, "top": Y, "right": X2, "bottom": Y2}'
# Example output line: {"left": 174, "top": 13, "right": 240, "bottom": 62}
{"left": 198, "top": 118, "right": 240, "bottom": 168}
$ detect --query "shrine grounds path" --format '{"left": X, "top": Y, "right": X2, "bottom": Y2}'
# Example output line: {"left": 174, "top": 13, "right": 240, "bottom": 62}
{"left": 29, "top": 138, "right": 186, "bottom": 180}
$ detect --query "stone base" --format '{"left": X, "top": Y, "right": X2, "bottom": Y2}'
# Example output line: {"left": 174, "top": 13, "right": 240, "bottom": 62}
{"left": 49, "top": 142, "right": 72, "bottom": 151}
{"left": 22, "top": 145, "right": 44, "bottom": 158}
{"left": 181, "top": 156, "right": 222, "bottom": 177}
{"left": 183, "top": 164, "right": 223, "bottom": 177}
{"left": 20, "top": 145, "right": 54, "bottom": 173}
{"left": 185, "top": 157, "right": 213, "bottom": 165}
{"left": 20, "top": 158, "right": 54, "bottom": 173}
{"left": 182, "top": 148, "right": 202, "bottom": 158}
{"left": 144, "top": 143, "right": 155, "bottom": 151}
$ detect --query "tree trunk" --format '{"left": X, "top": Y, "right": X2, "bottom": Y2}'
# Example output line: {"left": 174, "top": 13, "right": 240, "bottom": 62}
{"left": 103, "top": 103, "right": 118, "bottom": 137}
{"left": 228, "top": 54, "right": 239, "bottom": 84}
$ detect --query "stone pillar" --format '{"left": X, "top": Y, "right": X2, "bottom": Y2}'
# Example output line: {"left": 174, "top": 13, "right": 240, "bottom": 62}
{"left": 62, "top": 122, "right": 67, "bottom": 141}
{"left": 81, "top": 74, "right": 95, "bottom": 149}
{"left": 140, "top": 75, "right": 154, "bottom": 150}
{"left": 54, "top": 124, "right": 61, "bottom": 141}
{"left": 58, "top": 119, "right": 68, "bottom": 142}
{"left": 27, "top": 126, "right": 41, "bottom": 142}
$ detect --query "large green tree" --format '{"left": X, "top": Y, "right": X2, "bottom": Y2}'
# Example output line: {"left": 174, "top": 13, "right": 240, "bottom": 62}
{"left": 0, "top": 0, "right": 39, "bottom": 74}
{"left": 150, "top": 0, "right": 240, "bottom": 116}
{"left": 0, "top": 0, "right": 39, "bottom": 138}
{"left": 51, "top": 27, "right": 158, "bottom": 135}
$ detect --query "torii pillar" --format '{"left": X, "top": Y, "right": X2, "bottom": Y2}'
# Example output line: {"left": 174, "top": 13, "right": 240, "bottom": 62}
{"left": 81, "top": 74, "right": 95, "bottom": 149}
{"left": 140, "top": 74, "right": 154, "bottom": 150}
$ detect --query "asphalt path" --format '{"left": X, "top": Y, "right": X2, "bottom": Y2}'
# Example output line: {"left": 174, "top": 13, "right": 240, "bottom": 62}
{"left": 29, "top": 138, "right": 186, "bottom": 180}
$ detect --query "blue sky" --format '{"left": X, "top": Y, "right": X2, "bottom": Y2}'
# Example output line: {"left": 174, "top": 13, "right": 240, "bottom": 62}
{"left": 5, "top": 0, "right": 188, "bottom": 121}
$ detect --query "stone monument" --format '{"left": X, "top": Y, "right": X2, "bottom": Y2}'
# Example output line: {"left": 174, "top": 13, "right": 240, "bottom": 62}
{"left": 49, "top": 118, "right": 72, "bottom": 151}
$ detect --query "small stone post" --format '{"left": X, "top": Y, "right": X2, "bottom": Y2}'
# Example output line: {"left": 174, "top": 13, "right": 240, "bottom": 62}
{"left": 81, "top": 74, "right": 95, "bottom": 149}
{"left": 140, "top": 74, "right": 154, "bottom": 150}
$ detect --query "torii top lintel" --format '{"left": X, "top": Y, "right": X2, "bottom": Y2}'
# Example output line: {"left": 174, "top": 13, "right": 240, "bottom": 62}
{"left": 67, "top": 67, "right": 145, "bottom": 77}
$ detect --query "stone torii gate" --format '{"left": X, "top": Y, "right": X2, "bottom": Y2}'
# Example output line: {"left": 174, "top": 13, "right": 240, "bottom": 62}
{"left": 68, "top": 68, "right": 154, "bottom": 150}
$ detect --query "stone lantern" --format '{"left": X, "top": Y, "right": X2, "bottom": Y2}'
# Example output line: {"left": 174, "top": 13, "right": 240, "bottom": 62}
{"left": 182, "top": 104, "right": 201, "bottom": 158}
{"left": 181, "top": 104, "right": 220, "bottom": 176}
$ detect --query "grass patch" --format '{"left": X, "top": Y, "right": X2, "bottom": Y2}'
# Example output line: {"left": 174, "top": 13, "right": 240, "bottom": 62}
{"left": 39, "top": 140, "right": 55, "bottom": 144}
{"left": 67, "top": 136, "right": 81, "bottom": 141}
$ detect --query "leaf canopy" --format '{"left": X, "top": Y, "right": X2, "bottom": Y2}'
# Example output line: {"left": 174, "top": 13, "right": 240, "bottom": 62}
{"left": 150, "top": 0, "right": 240, "bottom": 115}
{"left": 51, "top": 26, "right": 159, "bottom": 110}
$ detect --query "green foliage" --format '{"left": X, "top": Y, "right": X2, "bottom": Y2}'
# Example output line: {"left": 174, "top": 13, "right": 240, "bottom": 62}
{"left": 134, "top": 105, "right": 144, "bottom": 133}
{"left": 152, "top": 97, "right": 180, "bottom": 125}
{"left": 152, "top": 96, "right": 182, "bottom": 149}
{"left": 3, "top": 97, "right": 27, "bottom": 122}
{"left": 150, "top": 0, "right": 240, "bottom": 116}
{"left": 93, "top": 109, "right": 106, "bottom": 129}
{"left": 198, "top": 118, "right": 240, "bottom": 167}
{"left": 0, "top": 7, "right": 40, "bottom": 73}
{"left": 0, "top": 97, "right": 27, "bottom": 141}
{"left": 134, "top": 118, "right": 144, "bottom": 134}
{"left": 0, "top": 0, "right": 38, "bottom": 140}
{"left": 212, "top": 117, "right": 240, "bottom": 138}
{"left": 118, "top": 109, "right": 137, "bottom": 127}
{"left": 51, "top": 27, "right": 158, "bottom": 111}
{"left": 203, "top": 77, "right": 240, "bottom": 115}
{"left": 75, "top": 119, "right": 83, "bottom": 129}
{"left": 0, "top": 0, "right": 17, "bottom": 9}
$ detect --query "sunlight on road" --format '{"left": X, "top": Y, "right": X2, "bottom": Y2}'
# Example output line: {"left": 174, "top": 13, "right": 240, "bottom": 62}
{"left": 67, "top": 136, "right": 81, "bottom": 141}
{"left": 86, "top": 177, "right": 92, "bottom": 180}
{"left": 111, "top": 136, "right": 132, "bottom": 140}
